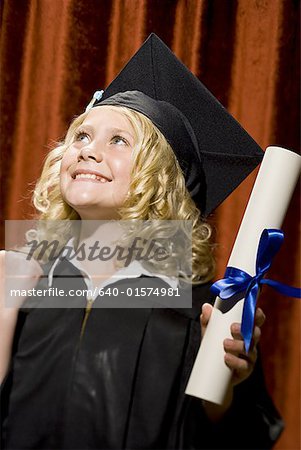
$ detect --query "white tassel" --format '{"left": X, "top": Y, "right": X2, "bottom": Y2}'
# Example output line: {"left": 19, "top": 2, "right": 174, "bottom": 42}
{"left": 85, "top": 90, "right": 104, "bottom": 112}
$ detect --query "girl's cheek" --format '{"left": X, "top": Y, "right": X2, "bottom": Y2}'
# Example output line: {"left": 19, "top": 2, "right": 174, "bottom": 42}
{"left": 60, "top": 151, "right": 74, "bottom": 172}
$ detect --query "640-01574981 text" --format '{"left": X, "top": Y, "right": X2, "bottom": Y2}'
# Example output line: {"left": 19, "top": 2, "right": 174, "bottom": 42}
{"left": 8, "top": 286, "right": 181, "bottom": 298}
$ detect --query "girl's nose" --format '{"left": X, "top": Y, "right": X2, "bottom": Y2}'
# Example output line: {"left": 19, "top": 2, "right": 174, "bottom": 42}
{"left": 78, "top": 143, "right": 104, "bottom": 163}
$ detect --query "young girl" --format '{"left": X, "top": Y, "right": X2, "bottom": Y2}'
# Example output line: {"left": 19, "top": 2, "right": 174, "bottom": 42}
{"left": 1, "top": 34, "right": 283, "bottom": 449}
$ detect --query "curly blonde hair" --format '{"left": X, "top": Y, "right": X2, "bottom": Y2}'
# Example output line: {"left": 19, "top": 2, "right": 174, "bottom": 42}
{"left": 32, "top": 106, "right": 215, "bottom": 283}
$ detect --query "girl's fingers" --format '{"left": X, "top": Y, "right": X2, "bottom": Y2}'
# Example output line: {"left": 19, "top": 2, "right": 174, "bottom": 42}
{"left": 230, "top": 323, "right": 262, "bottom": 347}
{"left": 230, "top": 322, "right": 243, "bottom": 340}
{"left": 224, "top": 346, "right": 257, "bottom": 373}
{"left": 252, "top": 326, "right": 261, "bottom": 346}
{"left": 224, "top": 338, "right": 245, "bottom": 354}
{"left": 224, "top": 353, "right": 250, "bottom": 372}
{"left": 223, "top": 307, "right": 265, "bottom": 385}
{"left": 224, "top": 338, "right": 258, "bottom": 362}
{"left": 255, "top": 307, "right": 266, "bottom": 328}
{"left": 200, "top": 303, "right": 212, "bottom": 328}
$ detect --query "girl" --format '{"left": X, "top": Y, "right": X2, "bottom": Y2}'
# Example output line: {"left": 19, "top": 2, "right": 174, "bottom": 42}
{"left": 0, "top": 34, "right": 283, "bottom": 449}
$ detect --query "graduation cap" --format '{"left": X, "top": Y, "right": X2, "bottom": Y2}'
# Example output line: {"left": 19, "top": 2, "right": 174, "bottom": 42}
{"left": 88, "top": 33, "right": 263, "bottom": 216}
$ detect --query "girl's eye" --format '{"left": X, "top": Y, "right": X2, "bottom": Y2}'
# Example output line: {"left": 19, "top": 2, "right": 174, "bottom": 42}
{"left": 111, "top": 135, "right": 129, "bottom": 146}
{"left": 74, "top": 131, "right": 90, "bottom": 144}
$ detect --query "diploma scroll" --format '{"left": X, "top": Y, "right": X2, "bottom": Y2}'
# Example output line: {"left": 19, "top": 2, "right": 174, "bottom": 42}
{"left": 185, "top": 146, "right": 301, "bottom": 405}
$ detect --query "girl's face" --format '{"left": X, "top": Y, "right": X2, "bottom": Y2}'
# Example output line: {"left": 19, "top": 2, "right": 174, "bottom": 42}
{"left": 60, "top": 106, "right": 135, "bottom": 219}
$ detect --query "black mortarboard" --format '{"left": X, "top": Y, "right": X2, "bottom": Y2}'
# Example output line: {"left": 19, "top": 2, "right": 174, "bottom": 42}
{"left": 89, "top": 33, "right": 263, "bottom": 216}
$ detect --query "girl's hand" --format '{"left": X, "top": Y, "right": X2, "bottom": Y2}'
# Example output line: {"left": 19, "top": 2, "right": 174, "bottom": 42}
{"left": 2, "top": 250, "right": 43, "bottom": 308}
{"left": 0, "top": 250, "right": 43, "bottom": 384}
{"left": 200, "top": 303, "right": 266, "bottom": 387}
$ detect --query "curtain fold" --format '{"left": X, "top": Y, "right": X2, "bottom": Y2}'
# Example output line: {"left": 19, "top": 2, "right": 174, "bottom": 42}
{"left": 172, "top": 0, "right": 205, "bottom": 72}
{"left": 6, "top": 0, "right": 74, "bottom": 218}
{"left": 0, "top": 1, "right": 299, "bottom": 449}
{"left": 105, "top": 0, "right": 147, "bottom": 83}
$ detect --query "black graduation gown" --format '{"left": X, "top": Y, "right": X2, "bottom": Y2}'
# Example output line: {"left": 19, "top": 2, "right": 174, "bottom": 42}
{"left": 1, "top": 259, "right": 283, "bottom": 449}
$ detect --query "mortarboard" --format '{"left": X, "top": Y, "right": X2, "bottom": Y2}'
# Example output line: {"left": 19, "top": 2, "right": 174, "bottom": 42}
{"left": 89, "top": 33, "right": 263, "bottom": 216}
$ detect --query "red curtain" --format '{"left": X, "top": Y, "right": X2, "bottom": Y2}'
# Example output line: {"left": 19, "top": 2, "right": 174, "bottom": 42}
{"left": 1, "top": 1, "right": 300, "bottom": 448}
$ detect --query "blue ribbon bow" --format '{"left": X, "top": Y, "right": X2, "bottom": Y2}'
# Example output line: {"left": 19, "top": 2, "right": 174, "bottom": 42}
{"left": 211, "top": 229, "right": 301, "bottom": 353}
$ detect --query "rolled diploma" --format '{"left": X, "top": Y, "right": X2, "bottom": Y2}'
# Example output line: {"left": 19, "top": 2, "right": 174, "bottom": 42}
{"left": 185, "top": 146, "right": 301, "bottom": 404}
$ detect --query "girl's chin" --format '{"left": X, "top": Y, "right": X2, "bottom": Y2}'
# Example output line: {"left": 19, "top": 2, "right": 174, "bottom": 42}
{"left": 67, "top": 201, "right": 98, "bottom": 210}
{"left": 64, "top": 192, "right": 105, "bottom": 207}
{"left": 74, "top": 210, "right": 120, "bottom": 220}
{"left": 65, "top": 201, "right": 119, "bottom": 219}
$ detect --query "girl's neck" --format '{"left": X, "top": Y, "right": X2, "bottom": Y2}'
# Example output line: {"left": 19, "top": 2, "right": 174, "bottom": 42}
{"left": 76, "top": 220, "right": 124, "bottom": 287}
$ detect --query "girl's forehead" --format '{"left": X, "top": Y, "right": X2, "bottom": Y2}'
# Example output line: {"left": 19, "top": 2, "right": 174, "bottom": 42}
{"left": 78, "top": 106, "right": 136, "bottom": 143}
{"left": 84, "top": 105, "right": 131, "bottom": 127}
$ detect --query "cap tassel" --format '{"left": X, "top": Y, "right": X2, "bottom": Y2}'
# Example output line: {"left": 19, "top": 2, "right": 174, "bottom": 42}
{"left": 85, "top": 90, "right": 104, "bottom": 112}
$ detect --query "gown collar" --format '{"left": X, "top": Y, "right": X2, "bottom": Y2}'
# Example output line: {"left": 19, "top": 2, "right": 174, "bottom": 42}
{"left": 47, "top": 238, "right": 179, "bottom": 298}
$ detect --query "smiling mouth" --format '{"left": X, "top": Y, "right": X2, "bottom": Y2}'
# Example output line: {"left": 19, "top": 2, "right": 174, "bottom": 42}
{"left": 72, "top": 173, "right": 111, "bottom": 183}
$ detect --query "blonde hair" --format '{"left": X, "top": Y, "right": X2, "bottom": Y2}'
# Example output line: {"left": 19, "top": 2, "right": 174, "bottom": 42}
{"left": 33, "top": 106, "right": 215, "bottom": 283}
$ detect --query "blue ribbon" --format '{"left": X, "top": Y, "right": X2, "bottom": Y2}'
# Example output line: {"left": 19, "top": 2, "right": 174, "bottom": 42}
{"left": 211, "top": 229, "right": 301, "bottom": 353}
